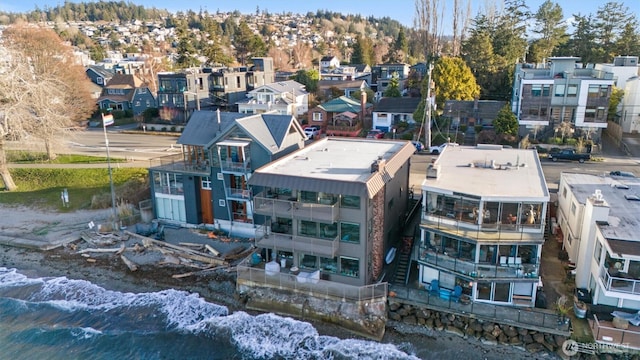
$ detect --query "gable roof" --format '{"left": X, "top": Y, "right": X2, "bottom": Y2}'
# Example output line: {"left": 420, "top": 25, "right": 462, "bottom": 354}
{"left": 105, "top": 73, "right": 146, "bottom": 89}
{"left": 179, "top": 111, "right": 305, "bottom": 155}
{"left": 86, "top": 65, "right": 113, "bottom": 80}
{"left": 321, "top": 55, "right": 338, "bottom": 62}
{"left": 317, "top": 96, "right": 371, "bottom": 113}
{"left": 259, "top": 80, "right": 308, "bottom": 96}
{"left": 177, "top": 111, "right": 246, "bottom": 146}
{"left": 374, "top": 97, "right": 422, "bottom": 113}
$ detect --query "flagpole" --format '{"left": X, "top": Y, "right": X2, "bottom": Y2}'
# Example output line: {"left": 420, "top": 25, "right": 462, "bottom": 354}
{"left": 102, "top": 112, "right": 118, "bottom": 228}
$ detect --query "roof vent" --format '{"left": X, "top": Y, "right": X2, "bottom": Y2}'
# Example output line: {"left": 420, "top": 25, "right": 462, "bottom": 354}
{"left": 294, "top": 156, "right": 309, "bottom": 161}
{"left": 624, "top": 194, "right": 640, "bottom": 201}
{"left": 614, "top": 184, "right": 629, "bottom": 190}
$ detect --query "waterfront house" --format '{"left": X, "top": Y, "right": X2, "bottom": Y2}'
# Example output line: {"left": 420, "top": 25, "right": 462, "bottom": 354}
{"left": 147, "top": 110, "right": 307, "bottom": 237}
{"left": 417, "top": 145, "right": 549, "bottom": 307}
{"left": 248, "top": 137, "right": 416, "bottom": 287}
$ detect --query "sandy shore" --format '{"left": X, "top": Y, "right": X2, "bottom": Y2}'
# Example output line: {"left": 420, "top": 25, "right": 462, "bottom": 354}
{"left": 0, "top": 205, "right": 558, "bottom": 359}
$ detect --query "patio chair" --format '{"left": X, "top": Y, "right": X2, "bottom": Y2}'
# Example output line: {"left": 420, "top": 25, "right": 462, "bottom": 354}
{"left": 429, "top": 280, "right": 440, "bottom": 296}
{"left": 451, "top": 285, "right": 463, "bottom": 302}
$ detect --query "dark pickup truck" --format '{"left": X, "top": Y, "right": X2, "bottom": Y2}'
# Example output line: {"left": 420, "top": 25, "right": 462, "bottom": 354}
{"left": 548, "top": 149, "right": 591, "bottom": 163}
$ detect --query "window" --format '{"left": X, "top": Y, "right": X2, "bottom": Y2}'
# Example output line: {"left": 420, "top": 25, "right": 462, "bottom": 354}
{"left": 138, "top": 88, "right": 147, "bottom": 94}
{"left": 313, "top": 112, "right": 323, "bottom": 121}
{"left": 236, "top": 76, "right": 241, "bottom": 88}
{"left": 340, "top": 222, "right": 360, "bottom": 243}
{"left": 300, "top": 191, "right": 318, "bottom": 203}
{"left": 554, "top": 84, "right": 565, "bottom": 97}
{"left": 97, "top": 77, "right": 104, "bottom": 84}
{"left": 563, "top": 187, "right": 567, "bottom": 198}
{"left": 299, "top": 220, "right": 318, "bottom": 237}
{"left": 299, "top": 254, "right": 317, "bottom": 270}
{"left": 340, "top": 256, "right": 359, "bottom": 277}
{"left": 588, "top": 85, "right": 599, "bottom": 98}
{"left": 585, "top": 107, "right": 596, "bottom": 120}
{"left": 219, "top": 199, "right": 226, "bottom": 207}
{"left": 567, "top": 84, "right": 577, "bottom": 97}
{"left": 201, "top": 176, "right": 211, "bottom": 190}
{"left": 531, "top": 85, "right": 542, "bottom": 97}
{"left": 542, "top": 85, "right": 550, "bottom": 96}
{"left": 320, "top": 257, "right": 337, "bottom": 273}
{"left": 594, "top": 241, "right": 602, "bottom": 265}
{"left": 571, "top": 202, "right": 577, "bottom": 215}
{"left": 340, "top": 195, "right": 360, "bottom": 209}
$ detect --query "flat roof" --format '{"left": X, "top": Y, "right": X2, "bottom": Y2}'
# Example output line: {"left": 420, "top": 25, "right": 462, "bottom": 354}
{"left": 250, "top": 137, "right": 415, "bottom": 198}
{"left": 422, "top": 145, "right": 549, "bottom": 201}
{"left": 561, "top": 172, "right": 640, "bottom": 244}
{"left": 256, "top": 137, "right": 407, "bottom": 182}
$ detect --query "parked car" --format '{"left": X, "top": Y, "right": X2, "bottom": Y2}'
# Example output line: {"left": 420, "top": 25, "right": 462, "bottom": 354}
{"left": 547, "top": 149, "right": 590, "bottom": 163}
{"left": 610, "top": 170, "right": 636, "bottom": 178}
{"left": 429, "top": 142, "right": 458, "bottom": 155}
{"left": 411, "top": 141, "right": 424, "bottom": 153}
{"left": 304, "top": 126, "right": 321, "bottom": 139}
{"left": 366, "top": 129, "right": 385, "bottom": 139}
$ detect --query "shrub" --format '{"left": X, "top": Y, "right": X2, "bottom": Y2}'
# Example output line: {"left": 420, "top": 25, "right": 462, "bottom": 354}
{"left": 474, "top": 125, "right": 483, "bottom": 133}
{"left": 143, "top": 107, "right": 159, "bottom": 122}
{"left": 566, "top": 138, "right": 577, "bottom": 146}
{"left": 459, "top": 125, "right": 468, "bottom": 133}
{"left": 170, "top": 126, "right": 176, "bottom": 132}
{"left": 401, "top": 133, "right": 413, "bottom": 140}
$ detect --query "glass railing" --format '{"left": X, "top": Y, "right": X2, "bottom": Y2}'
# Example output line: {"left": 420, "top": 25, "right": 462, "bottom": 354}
{"left": 225, "top": 187, "right": 252, "bottom": 199}
{"left": 219, "top": 159, "right": 251, "bottom": 173}
{"left": 254, "top": 225, "right": 339, "bottom": 257}
{"left": 418, "top": 246, "right": 539, "bottom": 280}
{"left": 253, "top": 191, "right": 339, "bottom": 222}
{"left": 601, "top": 269, "right": 640, "bottom": 294}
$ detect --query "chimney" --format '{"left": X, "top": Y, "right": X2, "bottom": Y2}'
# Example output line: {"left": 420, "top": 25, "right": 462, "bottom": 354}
{"left": 360, "top": 91, "right": 367, "bottom": 123}
{"left": 473, "top": 97, "right": 479, "bottom": 111}
{"left": 216, "top": 108, "right": 221, "bottom": 131}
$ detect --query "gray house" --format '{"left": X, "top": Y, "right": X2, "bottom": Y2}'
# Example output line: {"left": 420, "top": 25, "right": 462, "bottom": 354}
{"left": 97, "top": 73, "right": 155, "bottom": 116}
{"left": 148, "top": 110, "right": 307, "bottom": 237}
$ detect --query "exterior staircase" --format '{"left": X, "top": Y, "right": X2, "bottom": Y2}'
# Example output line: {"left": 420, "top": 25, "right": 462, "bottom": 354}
{"left": 393, "top": 235, "right": 414, "bottom": 285}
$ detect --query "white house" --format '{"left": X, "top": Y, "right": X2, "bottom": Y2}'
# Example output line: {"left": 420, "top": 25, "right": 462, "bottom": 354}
{"left": 557, "top": 172, "right": 640, "bottom": 309}
{"left": 418, "top": 145, "right": 549, "bottom": 307}
{"left": 237, "top": 80, "right": 309, "bottom": 116}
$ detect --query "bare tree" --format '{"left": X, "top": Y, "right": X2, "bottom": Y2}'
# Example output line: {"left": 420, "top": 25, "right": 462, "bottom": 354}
{"left": 0, "top": 25, "right": 95, "bottom": 190}
{"left": 291, "top": 41, "right": 312, "bottom": 69}
{"left": 414, "top": 0, "right": 445, "bottom": 60}
{"left": 452, "top": 0, "right": 472, "bottom": 56}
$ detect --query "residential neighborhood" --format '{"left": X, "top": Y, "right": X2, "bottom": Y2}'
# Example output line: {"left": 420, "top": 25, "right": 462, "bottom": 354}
{"left": 3, "top": 2, "right": 640, "bottom": 358}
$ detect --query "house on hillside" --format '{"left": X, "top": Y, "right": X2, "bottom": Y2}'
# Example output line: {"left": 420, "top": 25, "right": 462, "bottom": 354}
{"left": 86, "top": 65, "right": 114, "bottom": 87}
{"left": 210, "top": 57, "right": 275, "bottom": 110}
{"left": 147, "top": 110, "right": 307, "bottom": 237}
{"left": 237, "top": 80, "right": 308, "bottom": 116}
{"left": 248, "top": 137, "right": 416, "bottom": 287}
{"left": 441, "top": 100, "right": 506, "bottom": 130}
{"left": 372, "top": 97, "right": 422, "bottom": 132}
{"left": 511, "top": 57, "right": 615, "bottom": 142}
{"left": 317, "top": 80, "right": 369, "bottom": 99}
{"left": 320, "top": 55, "right": 340, "bottom": 70}
{"left": 417, "top": 145, "right": 549, "bottom": 307}
{"left": 157, "top": 69, "right": 212, "bottom": 123}
{"left": 307, "top": 95, "right": 371, "bottom": 136}
{"left": 97, "top": 73, "right": 155, "bottom": 116}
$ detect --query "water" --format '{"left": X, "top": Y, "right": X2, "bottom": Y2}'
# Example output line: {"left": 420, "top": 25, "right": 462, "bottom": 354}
{"left": 0, "top": 267, "right": 419, "bottom": 360}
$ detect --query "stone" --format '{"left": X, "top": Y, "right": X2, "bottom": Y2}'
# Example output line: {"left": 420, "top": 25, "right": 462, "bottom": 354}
{"left": 543, "top": 341, "right": 555, "bottom": 352}
{"left": 425, "top": 318, "right": 434, "bottom": 327}
{"left": 522, "top": 334, "right": 533, "bottom": 344}
{"left": 498, "top": 333, "right": 509, "bottom": 344}
{"left": 473, "top": 322, "right": 484, "bottom": 332}
{"left": 397, "top": 307, "right": 409, "bottom": 317}
{"left": 553, "top": 335, "right": 567, "bottom": 347}
{"left": 517, "top": 327, "right": 529, "bottom": 336}
{"left": 417, "top": 317, "right": 425, "bottom": 325}
{"left": 447, "top": 313, "right": 456, "bottom": 322}
{"left": 532, "top": 332, "right": 546, "bottom": 344}
{"left": 525, "top": 343, "right": 545, "bottom": 353}
{"left": 465, "top": 327, "right": 475, "bottom": 336}
{"left": 491, "top": 326, "right": 502, "bottom": 338}
{"left": 388, "top": 312, "right": 401, "bottom": 321}
{"left": 483, "top": 333, "right": 497, "bottom": 341}
{"left": 481, "top": 336, "right": 498, "bottom": 346}
{"left": 388, "top": 301, "right": 401, "bottom": 311}
{"left": 445, "top": 325, "right": 465, "bottom": 337}
{"left": 612, "top": 317, "right": 629, "bottom": 330}
{"left": 504, "top": 326, "right": 518, "bottom": 338}
{"left": 509, "top": 337, "right": 523, "bottom": 346}
{"left": 482, "top": 323, "right": 495, "bottom": 332}
{"left": 404, "top": 315, "right": 417, "bottom": 325}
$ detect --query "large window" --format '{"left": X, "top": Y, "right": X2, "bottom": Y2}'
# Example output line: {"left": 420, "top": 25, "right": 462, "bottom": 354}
{"left": 313, "top": 112, "right": 323, "bottom": 121}
{"left": 594, "top": 241, "right": 602, "bottom": 265}
{"left": 340, "top": 222, "right": 360, "bottom": 243}
{"left": 299, "top": 220, "right": 337, "bottom": 239}
{"left": 340, "top": 195, "right": 360, "bottom": 209}
{"left": 299, "top": 254, "right": 317, "bottom": 270}
{"left": 567, "top": 84, "right": 578, "bottom": 97}
{"left": 340, "top": 256, "right": 359, "bottom": 277}
{"left": 554, "top": 84, "right": 565, "bottom": 97}
{"left": 320, "top": 257, "right": 337, "bottom": 273}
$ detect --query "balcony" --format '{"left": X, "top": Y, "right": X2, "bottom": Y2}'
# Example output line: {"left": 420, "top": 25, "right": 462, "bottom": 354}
{"left": 149, "top": 154, "right": 210, "bottom": 175}
{"left": 254, "top": 229, "right": 339, "bottom": 258}
{"left": 219, "top": 159, "right": 251, "bottom": 174}
{"left": 591, "top": 314, "right": 640, "bottom": 351}
{"left": 225, "top": 187, "right": 252, "bottom": 200}
{"left": 421, "top": 212, "right": 545, "bottom": 242}
{"left": 419, "top": 247, "right": 540, "bottom": 280}
{"left": 253, "top": 192, "right": 339, "bottom": 222}
{"left": 601, "top": 269, "right": 640, "bottom": 295}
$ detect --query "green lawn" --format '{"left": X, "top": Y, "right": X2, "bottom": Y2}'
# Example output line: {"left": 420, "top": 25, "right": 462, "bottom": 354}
{"left": 7, "top": 151, "right": 124, "bottom": 164}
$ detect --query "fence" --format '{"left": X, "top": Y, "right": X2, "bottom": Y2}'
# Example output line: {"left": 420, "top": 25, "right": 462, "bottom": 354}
{"left": 591, "top": 314, "right": 640, "bottom": 350}
{"left": 237, "top": 263, "right": 387, "bottom": 303}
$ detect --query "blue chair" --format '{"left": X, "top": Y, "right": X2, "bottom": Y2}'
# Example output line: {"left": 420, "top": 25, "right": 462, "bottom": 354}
{"left": 451, "top": 285, "right": 463, "bottom": 302}
{"left": 429, "top": 280, "right": 440, "bottom": 296}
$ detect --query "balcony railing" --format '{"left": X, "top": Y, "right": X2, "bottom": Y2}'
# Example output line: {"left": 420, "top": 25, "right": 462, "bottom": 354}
{"left": 225, "top": 187, "right": 252, "bottom": 200}
{"left": 255, "top": 226, "right": 339, "bottom": 257}
{"left": 253, "top": 192, "right": 339, "bottom": 222}
{"left": 149, "top": 154, "right": 210, "bottom": 175}
{"left": 419, "top": 247, "right": 540, "bottom": 280}
{"left": 237, "top": 261, "right": 387, "bottom": 302}
{"left": 601, "top": 269, "right": 640, "bottom": 294}
{"left": 421, "top": 212, "right": 545, "bottom": 242}
{"left": 591, "top": 314, "right": 640, "bottom": 351}
{"left": 219, "top": 159, "right": 251, "bottom": 173}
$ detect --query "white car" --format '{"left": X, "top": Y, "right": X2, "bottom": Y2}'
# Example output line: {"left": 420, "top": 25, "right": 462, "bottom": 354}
{"left": 304, "top": 126, "right": 320, "bottom": 139}
{"left": 429, "top": 142, "right": 458, "bottom": 155}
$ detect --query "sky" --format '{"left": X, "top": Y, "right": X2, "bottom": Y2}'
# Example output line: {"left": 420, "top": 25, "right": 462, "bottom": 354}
{"left": 2, "top": 0, "right": 639, "bottom": 33}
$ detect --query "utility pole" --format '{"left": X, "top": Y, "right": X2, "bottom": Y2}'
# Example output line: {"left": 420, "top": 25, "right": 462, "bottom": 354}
{"left": 424, "top": 63, "right": 433, "bottom": 150}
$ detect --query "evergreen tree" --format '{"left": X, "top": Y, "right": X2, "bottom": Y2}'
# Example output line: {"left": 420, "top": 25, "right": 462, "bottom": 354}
{"left": 529, "top": 0, "right": 567, "bottom": 63}
{"left": 432, "top": 57, "right": 480, "bottom": 110}
{"left": 383, "top": 73, "right": 402, "bottom": 97}
{"left": 493, "top": 105, "right": 519, "bottom": 136}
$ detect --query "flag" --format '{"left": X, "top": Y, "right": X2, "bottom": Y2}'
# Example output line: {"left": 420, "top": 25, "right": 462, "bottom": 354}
{"left": 102, "top": 113, "right": 114, "bottom": 127}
